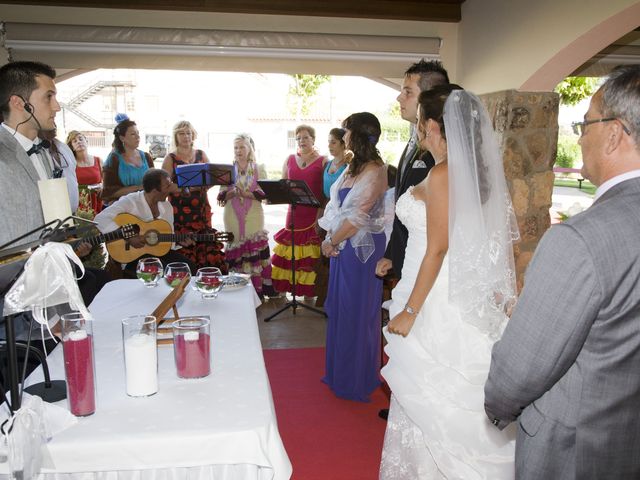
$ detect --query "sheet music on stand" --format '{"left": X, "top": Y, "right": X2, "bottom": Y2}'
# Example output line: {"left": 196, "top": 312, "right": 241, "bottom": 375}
{"left": 175, "top": 163, "right": 235, "bottom": 187}
{"left": 257, "top": 179, "right": 321, "bottom": 208}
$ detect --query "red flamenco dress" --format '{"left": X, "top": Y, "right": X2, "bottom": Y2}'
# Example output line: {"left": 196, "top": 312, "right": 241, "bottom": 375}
{"left": 271, "top": 154, "right": 324, "bottom": 297}
{"left": 167, "top": 151, "right": 226, "bottom": 272}
{"left": 76, "top": 156, "right": 103, "bottom": 215}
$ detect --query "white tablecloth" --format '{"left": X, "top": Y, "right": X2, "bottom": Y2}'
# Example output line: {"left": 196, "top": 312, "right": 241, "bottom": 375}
{"left": 4, "top": 279, "right": 292, "bottom": 480}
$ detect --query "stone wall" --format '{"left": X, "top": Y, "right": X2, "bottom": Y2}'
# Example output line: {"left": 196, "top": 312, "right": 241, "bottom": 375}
{"left": 480, "top": 90, "right": 559, "bottom": 291}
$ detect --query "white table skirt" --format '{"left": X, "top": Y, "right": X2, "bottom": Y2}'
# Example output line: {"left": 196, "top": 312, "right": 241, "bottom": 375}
{"left": 2, "top": 279, "right": 291, "bottom": 480}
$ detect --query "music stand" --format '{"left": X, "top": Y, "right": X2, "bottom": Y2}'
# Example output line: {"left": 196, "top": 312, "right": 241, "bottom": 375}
{"left": 258, "top": 179, "right": 326, "bottom": 321}
{"left": 175, "top": 163, "right": 235, "bottom": 188}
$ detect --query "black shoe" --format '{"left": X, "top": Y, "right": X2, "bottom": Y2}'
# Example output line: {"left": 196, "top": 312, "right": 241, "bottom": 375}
{"left": 378, "top": 408, "right": 389, "bottom": 420}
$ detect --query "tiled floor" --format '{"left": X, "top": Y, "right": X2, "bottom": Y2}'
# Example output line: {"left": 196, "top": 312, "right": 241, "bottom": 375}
{"left": 256, "top": 295, "right": 327, "bottom": 349}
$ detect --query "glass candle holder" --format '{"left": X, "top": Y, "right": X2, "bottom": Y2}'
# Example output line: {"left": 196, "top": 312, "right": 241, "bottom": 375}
{"left": 172, "top": 317, "right": 211, "bottom": 379}
{"left": 195, "top": 267, "right": 223, "bottom": 299}
{"left": 136, "top": 257, "right": 163, "bottom": 287}
{"left": 60, "top": 312, "right": 96, "bottom": 416}
{"left": 122, "top": 315, "right": 157, "bottom": 397}
{"left": 164, "top": 262, "right": 191, "bottom": 288}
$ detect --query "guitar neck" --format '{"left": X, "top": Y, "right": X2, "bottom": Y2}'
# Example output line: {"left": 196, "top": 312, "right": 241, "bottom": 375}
{"left": 157, "top": 234, "right": 219, "bottom": 243}
{"left": 74, "top": 229, "right": 124, "bottom": 248}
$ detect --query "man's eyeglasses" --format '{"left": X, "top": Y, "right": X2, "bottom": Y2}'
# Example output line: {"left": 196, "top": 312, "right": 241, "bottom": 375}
{"left": 572, "top": 117, "right": 631, "bottom": 136}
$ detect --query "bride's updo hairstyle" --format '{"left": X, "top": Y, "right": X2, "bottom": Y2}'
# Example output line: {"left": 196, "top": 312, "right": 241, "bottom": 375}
{"left": 418, "top": 84, "right": 491, "bottom": 203}
{"left": 342, "top": 112, "right": 383, "bottom": 176}
{"left": 417, "top": 83, "right": 463, "bottom": 141}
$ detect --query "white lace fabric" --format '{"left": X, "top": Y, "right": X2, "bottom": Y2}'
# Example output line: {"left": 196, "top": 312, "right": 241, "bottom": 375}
{"left": 380, "top": 396, "right": 445, "bottom": 480}
{"left": 446, "top": 91, "right": 520, "bottom": 340}
{"left": 381, "top": 183, "right": 515, "bottom": 480}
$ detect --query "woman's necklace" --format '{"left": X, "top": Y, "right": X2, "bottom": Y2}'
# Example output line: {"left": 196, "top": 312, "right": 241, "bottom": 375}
{"left": 123, "top": 149, "right": 141, "bottom": 166}
{"left": 177, "top": 148, "right": 195, "bottom": 163}
{"left": 77, "top": 153, "right": 92, "bottom": 167}
{"left": 237, "top": 160, "right": 248, "bottom": 175}
{"left": 329, "top": 157, "right": 344, "bottom": 174}
{"left": 299, "top": 152, "right": 314, "bottom": 168}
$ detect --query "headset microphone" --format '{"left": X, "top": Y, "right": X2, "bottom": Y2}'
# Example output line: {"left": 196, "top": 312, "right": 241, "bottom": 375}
{"left": 14, "top": 94, "right": 43, "bottom": 131}
{"left": 15, "top": 95, "right": 33, "bottom": 112}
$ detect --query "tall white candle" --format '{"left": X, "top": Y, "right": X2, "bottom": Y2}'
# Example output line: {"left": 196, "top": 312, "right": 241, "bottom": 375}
{"left": 124, "top": 333, "right": 158, "bottom": 397}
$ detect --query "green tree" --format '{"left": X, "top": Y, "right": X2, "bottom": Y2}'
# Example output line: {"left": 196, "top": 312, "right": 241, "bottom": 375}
{"left": 374, "top": 101, "right": 410, "bottom": 165}
{"left": 555, "top": 134, "right": 581, "bottom": 169}
{"left": 380, "top": 102, "right": 409, "bottom": 142}
{"left": 288, "top": 74, "right": 330, "bottom": 119}
{"left": 554, "top": 76, "right": 599, "bottom": 106}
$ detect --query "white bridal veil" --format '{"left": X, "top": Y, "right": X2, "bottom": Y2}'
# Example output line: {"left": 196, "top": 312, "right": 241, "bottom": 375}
{"left": 445, "top": 90, "right": 520, "bottom": 340}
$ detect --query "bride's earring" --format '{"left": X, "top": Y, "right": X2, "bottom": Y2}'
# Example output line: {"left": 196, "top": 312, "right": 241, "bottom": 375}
{"left": 425, "top": 130, "right": 431, "bottom": 138}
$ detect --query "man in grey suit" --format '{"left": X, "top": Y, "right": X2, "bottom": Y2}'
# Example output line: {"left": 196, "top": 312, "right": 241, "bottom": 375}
{"left": 1, "top": 61, "right": 108, "bottom": 307}
{"left": 485, "top": 64, "right": 640, "bottom": 479}
{"left": 0, "top": 61, "right": 61, "bottom": 247}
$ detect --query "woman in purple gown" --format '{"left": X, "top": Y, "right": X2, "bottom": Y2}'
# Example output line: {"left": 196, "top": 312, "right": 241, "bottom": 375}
{"left": 319, "top": 112, "right": 388, "bottom": 402}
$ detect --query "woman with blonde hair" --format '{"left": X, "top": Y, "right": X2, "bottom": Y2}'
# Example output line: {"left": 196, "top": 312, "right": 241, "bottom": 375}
{"left": 217, "top": 134, "right": 274, "bottom": 296}
{"left": 161, "top": 120, "right": 225, "bottom": 271}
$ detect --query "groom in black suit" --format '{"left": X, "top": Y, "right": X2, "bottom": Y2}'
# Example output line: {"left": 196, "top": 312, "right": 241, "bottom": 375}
{"left": 376, "top": 59, "right": 449, "bottom": 420}
{"left": 376, "top": 59, "right": 449, "bottom": 281}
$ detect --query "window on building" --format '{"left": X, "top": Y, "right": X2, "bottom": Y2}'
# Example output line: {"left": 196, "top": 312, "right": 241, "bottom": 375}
{"left": 287, "top": 130, "right": 296, "bottom": 150}
{"left": 83, "top": 131, "right": 106, "bottom": 148}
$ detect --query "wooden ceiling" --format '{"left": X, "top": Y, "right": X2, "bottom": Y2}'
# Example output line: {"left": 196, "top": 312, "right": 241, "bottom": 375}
{"left": 0, "top": 0, "right": 465, "bottom": 22}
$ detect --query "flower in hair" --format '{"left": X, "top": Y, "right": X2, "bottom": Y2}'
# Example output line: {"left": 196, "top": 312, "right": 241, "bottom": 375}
{"left": 368, "top": 135, "right": 379, "bottom": 144}
{"left": 114, "top": 112, "right": 130, "bottom": 123}
{"left": 344, "top": 150, "right": 354, "bottom": 163}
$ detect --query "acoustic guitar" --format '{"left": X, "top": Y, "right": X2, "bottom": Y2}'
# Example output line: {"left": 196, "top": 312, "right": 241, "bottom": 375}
{"left": 107, "top": 213, "right": 233, "bottom": 264}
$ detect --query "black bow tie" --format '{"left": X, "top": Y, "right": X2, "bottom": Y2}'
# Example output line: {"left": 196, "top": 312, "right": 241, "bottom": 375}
{"left": 26, "top": 139, "right": 50, "bottom": 156}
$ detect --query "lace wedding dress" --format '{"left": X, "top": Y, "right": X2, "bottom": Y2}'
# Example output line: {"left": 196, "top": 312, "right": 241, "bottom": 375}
{"left": 379, "top": 187, "right": 516, "bottom": 480}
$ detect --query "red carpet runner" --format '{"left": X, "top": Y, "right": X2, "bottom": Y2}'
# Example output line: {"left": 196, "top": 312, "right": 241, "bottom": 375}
{"left": 263, "top": 347, "right": 389, "bottom": 480}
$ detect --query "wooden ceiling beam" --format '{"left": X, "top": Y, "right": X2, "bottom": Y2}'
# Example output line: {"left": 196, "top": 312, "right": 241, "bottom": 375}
{"left": 0, "top": 0, "right": 464, "bottom": 22}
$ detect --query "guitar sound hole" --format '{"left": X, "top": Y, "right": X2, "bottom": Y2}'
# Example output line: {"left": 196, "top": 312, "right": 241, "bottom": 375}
{"left": 146, "top": 230, "right": 160, "bottom": 246}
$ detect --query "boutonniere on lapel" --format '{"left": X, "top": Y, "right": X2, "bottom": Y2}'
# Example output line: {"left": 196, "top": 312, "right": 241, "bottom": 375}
{"left": 556, "top": 202, "right": 585, "bottom": 222}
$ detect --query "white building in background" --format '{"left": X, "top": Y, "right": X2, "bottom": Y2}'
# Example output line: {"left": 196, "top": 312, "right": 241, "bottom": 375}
{"left": 55, "top": 69, "right": 404, "bottom": 176}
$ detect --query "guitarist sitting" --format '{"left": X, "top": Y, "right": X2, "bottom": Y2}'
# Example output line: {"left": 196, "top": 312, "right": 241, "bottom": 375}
{"left": 95, "top": 168, "right": 196, "bottom": 276}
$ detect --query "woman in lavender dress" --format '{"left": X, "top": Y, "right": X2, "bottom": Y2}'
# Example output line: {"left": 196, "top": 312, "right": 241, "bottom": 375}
{"left": 319, "top": 112, "right": 387, "bottom": 402}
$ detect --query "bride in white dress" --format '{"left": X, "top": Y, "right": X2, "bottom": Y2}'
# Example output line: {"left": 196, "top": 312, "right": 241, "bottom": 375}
{"left": 379, "top": 86, "right": 519, "bottom": 479}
